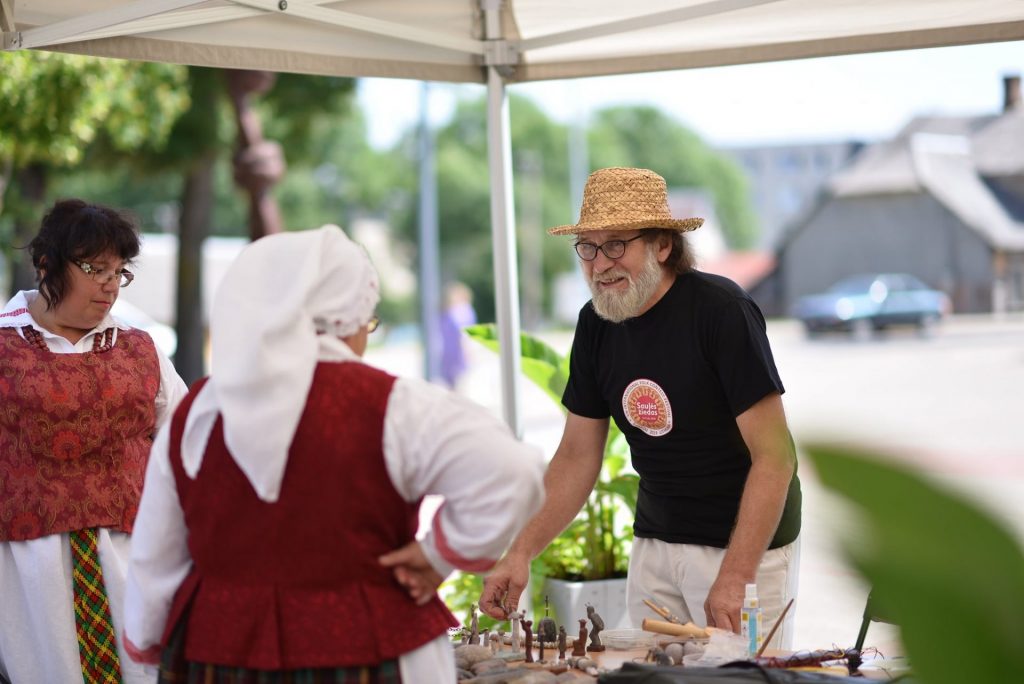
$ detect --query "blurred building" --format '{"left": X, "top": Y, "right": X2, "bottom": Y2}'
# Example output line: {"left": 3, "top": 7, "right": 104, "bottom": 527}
{"left": 722, "top": 140, "right": 863, "bottom": 250}
{"left": 669, "top": 190, "right": 777, "bottom": 293}
{"left": 754, "top": 75, "right": 1024, "bottom": 316}
{"left": 117, "top": 233, "right": 247, "bottom": 326}
{"left": 112, "top": 217, "right": 410, "bottom": 331}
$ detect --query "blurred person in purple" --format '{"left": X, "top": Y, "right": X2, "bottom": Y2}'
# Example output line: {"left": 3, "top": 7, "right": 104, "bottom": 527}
{"left": 439, "top": 281, "right": 476, "bottom": 389}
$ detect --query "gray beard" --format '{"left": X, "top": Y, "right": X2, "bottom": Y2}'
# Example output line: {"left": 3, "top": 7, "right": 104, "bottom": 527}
{"left": 588, "top": 245, "right": 662, "bottom": 323}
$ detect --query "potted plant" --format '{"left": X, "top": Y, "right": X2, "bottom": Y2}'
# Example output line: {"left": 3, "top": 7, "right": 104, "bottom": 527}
{"left": 462, "top": 323, "right": 639, "bottom": 629}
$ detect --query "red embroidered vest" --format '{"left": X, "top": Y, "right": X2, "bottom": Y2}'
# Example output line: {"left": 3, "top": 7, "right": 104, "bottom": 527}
{"left": 165, "top": 362, "right": 457, "bottom": 670}
{"left": 0, "top": 326, "right": 160, "bottom": 541}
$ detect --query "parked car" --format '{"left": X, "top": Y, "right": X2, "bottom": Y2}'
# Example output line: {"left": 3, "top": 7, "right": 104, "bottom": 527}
{"left": 791, "top": 273, "right": 950, "bottom": 339}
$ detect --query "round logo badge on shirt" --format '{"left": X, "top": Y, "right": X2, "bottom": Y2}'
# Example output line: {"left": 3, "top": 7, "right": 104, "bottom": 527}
{"left": 622, "top": 379, "right": 673, "bottom": 437}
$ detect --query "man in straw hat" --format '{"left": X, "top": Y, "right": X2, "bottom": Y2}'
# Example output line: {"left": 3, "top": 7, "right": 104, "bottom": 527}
{"left": 122, "top": 225, "right": 545, "bottom": 682}
{"left": 480, "top": 167, "right": 801, "bottom": 648}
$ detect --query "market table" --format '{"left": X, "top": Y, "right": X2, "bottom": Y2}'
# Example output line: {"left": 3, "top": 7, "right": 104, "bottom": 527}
{"left": 462, "top": 642, "right": 904, "bottom": 680}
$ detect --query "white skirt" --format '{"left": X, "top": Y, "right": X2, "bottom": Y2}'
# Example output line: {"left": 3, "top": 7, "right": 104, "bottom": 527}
{"left": 0, "top": 530, "right": 157, "bottom": 684}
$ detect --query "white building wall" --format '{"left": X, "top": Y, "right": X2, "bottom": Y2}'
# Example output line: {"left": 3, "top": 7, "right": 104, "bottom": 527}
{"left": 117, "top": 233, "right": 248, "bottom": 326}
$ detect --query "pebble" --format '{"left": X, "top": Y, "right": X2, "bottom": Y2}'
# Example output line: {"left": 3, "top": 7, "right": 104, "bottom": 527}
{"left": 506, "top": 672, "right": 557, "bottom": 683}
{"left": 455, "top": 644, "right": 497, "bottom": 670}
{"left": 471, "top": 659, "right": 508, "bottom": 675}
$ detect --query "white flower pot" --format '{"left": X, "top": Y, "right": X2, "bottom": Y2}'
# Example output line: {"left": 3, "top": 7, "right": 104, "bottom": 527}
{"left": 542, "top": 576, "right": 630, "bottom": 631}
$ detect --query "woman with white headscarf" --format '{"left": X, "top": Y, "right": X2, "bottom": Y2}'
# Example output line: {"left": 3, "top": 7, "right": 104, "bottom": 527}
{"left": 122, "top": 226, "right": 545, "bottom": 683}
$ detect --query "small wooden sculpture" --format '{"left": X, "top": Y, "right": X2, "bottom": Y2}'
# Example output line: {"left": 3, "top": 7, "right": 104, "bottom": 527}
{"left": 537, "top": 596, "right": 557, "bottom": 646}
{"left": 557, "top": 625, "right": 567, "bottom": 660}
{"left": 523, "top": 619, "right": 534, "bottom": 663}
{"left": 468, "top": 603, "right": 480, "bottom": 645}
{"left": 586, "top": 603, "right": 606, "bottom": 652}
{"left": 572, "top": 618, "right": 588, "bottom": 657}
{"left": 509, "top": 610, "right": 524, "bottom": 653}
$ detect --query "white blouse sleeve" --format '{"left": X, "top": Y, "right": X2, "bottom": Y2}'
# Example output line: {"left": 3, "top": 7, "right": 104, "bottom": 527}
{"left": 382, "top": 377, "right": 545, "bottom": 578}
{"left": 153, "top": 345, "right": 189, "bottom": 432}
{"left": 123, "top": 422, "right": 192, "bottom": 651}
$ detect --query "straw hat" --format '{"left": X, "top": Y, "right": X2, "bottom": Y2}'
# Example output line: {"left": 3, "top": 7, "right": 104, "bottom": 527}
{"left": 548, "top": 167, "right": 704, "bottom": 235}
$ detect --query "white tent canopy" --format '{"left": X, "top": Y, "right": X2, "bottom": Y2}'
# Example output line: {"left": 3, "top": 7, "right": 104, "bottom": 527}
{"left": 5, "top": 1, "right": 1024, "bottom": 83}
{"left": 5, "top": 0, "right": 1024, "bottom": 432}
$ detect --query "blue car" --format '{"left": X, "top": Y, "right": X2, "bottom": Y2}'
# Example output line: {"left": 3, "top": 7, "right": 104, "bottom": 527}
{"left": 791, "top": 273, "right": 950, "bottom": 339}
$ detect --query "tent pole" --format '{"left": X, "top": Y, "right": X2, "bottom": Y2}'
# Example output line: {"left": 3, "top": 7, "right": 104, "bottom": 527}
{"left": 418, "top": 81, "right": 442, "bottom": 383}
{"left": 486, "top": 65, "right": 523, "bottom": 436}
{"left": 483, "top": 0, "right": 523, "bottom": 436}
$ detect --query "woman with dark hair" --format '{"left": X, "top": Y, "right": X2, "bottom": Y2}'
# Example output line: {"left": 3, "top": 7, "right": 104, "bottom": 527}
{"left": 0, "top": 199, "right": 188, "bottom": 684}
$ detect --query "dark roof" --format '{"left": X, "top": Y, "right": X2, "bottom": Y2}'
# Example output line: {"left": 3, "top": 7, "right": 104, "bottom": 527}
{"left": 829, "top": 115, "right": 995, "bottom": 196}
{"left": 815, "top": 108, "right": 1024, "bottom": 251}
{"left": 972, "top": 108, "right": 1024, "bottom": 176}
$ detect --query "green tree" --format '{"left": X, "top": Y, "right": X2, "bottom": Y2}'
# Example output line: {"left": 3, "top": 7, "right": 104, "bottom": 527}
{"left": 588, "top": 105, "right": 757, "bottom": 248}
{"left": 384, "top": 96, "right": 757, "bottom": 325}
{"left": 271, "top": 103, "right": 406, "bottom": 232}
{"left": 387, "top": 93, "right": 578, "bottom": 325}
{"left": 158, "top": 69, "right": 357, "bottom": 382}
{"left": 0, "top": 51, "right": 189, "bottom": 291}
{"left": 54, "top": 68, "right": 358, "bottom": 382}
{"left": 56, "top": 71, "right": 366, "bottom": 239}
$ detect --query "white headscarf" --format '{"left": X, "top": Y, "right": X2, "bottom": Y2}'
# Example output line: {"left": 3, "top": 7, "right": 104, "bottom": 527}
{"left": 180, "top": 225, "right": 379, "bottom": 502}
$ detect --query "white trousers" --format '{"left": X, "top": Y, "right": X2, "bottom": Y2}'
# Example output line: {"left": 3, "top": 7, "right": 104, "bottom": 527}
{"left": 626, "top": 537, "right": 800, "bottom": 650}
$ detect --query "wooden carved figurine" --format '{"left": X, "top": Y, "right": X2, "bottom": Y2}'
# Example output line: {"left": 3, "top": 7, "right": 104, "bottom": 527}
{"left": 468, "top": 603, "right": 480, "bottom": 645}
{"left": 537, "top": 596, "right": 557, "bottom": 646}
{"left": 572, "top": 618, "right": 588, "bottom": 656}
{"left": 509, "top": 610, "right": 524, "bottom": 653}
{"left": 586, "top": 603, "right": 606, "bottom": 652}
{"left": 523, "top": 619, "right": 534, "bottom": 663}
{"left": 558, "top": 625, "right": 568, "bottom": 660}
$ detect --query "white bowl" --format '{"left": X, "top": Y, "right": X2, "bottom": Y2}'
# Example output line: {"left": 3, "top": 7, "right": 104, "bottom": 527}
{"left": 602, "top": 628, "right": 654, "bottom": 650}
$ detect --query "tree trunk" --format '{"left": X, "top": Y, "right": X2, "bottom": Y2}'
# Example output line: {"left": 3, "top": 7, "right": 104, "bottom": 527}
{"left": 10, "top": 163, "right": 48, "bottom": 294}
{"left": 0, "top": 157, "right": 13, "bottom": 217}
{"left": 173, "top": 154, "right": 215, "bottom": 385}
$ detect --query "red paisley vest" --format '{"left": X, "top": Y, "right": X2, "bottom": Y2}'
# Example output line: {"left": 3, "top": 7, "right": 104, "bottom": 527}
{"left": 165, "top": 362, "right": 457, "bottom": 669}
{"left": 0, "top": 326, "right": 160, "bottom": 541}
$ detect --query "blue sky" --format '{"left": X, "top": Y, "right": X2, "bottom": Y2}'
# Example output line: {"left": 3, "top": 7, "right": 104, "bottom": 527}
{"left": 358, "top": 40, "right": 1024, "bottom": 149}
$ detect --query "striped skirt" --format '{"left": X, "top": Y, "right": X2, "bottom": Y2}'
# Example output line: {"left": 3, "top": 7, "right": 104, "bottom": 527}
{"left": 158, "top": 613, "right": 402, "bottom": 684}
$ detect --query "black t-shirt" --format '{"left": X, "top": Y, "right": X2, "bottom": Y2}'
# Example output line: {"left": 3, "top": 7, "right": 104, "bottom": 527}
{"left": 562, "top": 271, "right": 801, "bottom": 549}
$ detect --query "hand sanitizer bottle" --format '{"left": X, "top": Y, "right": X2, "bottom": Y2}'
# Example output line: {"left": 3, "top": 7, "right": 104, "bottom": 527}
{"left": 740, "top": 583, "right": 763, "bottom": 657}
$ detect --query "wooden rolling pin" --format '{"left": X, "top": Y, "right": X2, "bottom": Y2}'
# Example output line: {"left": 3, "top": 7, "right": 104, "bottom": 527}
{"left": 641, "top": 618, "right": 709, "bottom": 639}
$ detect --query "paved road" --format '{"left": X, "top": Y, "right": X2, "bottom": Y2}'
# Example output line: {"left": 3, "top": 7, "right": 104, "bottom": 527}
{"left": 368, "top": 313, "right": 1024, "bottom": 654}
{"left": 769, "top": 314, "right": 1024, "bottom": 652}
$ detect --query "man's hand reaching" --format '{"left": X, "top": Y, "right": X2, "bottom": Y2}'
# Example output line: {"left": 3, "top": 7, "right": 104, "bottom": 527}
{"left": 479, "top": 553, "right": 530, "bottom": 619}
